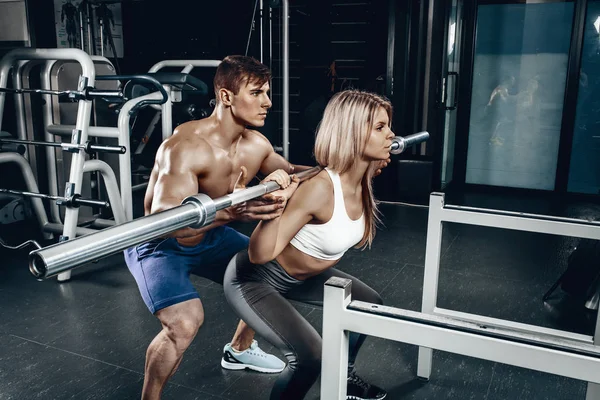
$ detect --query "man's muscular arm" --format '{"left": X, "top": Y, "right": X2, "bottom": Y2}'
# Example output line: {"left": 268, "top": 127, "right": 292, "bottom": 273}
{"left": 149, "top": 140, "right": 233, "bottom": 238}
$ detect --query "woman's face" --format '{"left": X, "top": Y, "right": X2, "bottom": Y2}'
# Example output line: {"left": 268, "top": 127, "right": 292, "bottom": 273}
{"left": 363, "top": 107, "right": 394, "bottom": 161}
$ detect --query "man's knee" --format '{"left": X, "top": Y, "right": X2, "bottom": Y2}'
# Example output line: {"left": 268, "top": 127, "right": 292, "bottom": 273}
{"left": 158, "top": 302, "right": 204, "bottom": 347}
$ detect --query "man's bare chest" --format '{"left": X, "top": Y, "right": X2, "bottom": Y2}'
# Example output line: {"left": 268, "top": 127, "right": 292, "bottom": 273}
{"left": 196, "top": 155, "right": 263, "bottom": 197}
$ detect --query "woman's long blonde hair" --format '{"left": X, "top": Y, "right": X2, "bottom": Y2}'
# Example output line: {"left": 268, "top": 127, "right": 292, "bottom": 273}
{"left": 314, "top": 90, "right": 393, "bottom": 249}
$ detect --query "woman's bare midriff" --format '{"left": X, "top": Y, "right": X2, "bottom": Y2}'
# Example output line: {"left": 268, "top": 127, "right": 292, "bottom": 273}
{"left": 275, "top": 244, "right": 339, "bottom": 280}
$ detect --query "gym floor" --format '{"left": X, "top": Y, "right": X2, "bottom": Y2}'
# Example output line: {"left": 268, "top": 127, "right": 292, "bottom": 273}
{"left": 0, "top": 191, "right": 597, "bottom": 400}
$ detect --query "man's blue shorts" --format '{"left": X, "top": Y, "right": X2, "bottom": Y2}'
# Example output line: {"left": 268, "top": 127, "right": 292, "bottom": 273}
{"left": 124, "top": 226, "right": 249, "bottom": 314}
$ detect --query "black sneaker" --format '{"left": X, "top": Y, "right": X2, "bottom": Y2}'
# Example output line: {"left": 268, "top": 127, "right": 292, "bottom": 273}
{"left": 346, "top": 372, "right": 387, "bottom": 400}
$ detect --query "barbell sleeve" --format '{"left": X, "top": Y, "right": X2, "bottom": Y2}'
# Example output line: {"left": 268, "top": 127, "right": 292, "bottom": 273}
{"left": 390, "top": 131, "right": 430, "bottom": 155}
{"left": 0, "top": 142, "right": 25, "bottom": 154}
{"left": 70, "top": 196, "right": 110, "bottom": 208}
{"left": 85, "top": 142, "right": 127, "bottom": 154}
{"left": 29, "top": 166, "right": 323, "bottom": 279}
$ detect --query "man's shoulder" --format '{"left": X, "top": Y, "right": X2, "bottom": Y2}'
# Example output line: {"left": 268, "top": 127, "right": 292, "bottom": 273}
{"left": 242, "top": 128, "right": 272, "bottom": 149}
{"left": 163, "top": 129, "right": 212, "bottom": 153}
{"left": 172, "top": 119, "right": 212, "bottom": 136}
{"left": 159, "top": 129, "right": 215, "bottom": 170}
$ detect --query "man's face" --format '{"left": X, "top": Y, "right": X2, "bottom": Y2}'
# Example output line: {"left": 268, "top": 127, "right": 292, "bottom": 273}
{"left": 230, "top": 80, "right": 272, "bottom": 127}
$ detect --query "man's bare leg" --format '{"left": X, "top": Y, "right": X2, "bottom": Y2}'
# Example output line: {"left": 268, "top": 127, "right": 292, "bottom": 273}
{"left": 142, "top": 299, "right": 204, "bottom": 400}
{"left": 230, "top": 320, "right": 255, "bottom": 351}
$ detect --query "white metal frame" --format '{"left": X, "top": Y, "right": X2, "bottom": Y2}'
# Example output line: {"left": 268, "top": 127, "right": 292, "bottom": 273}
{"left": 321, "top": 277, "right": 600, "bottom": 400}
{"left": 419, "top": 192, "right": 600, "bottom": 399}
{"left": 321, "top": 192, "right": 600, "bottom": 399}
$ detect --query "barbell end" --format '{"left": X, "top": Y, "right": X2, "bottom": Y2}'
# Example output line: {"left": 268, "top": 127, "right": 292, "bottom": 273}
{"left": 29, "top": 251, "right": 47, "bottom": 279}
{"left": 389, "top": 139, "right": 404, "bottom": 155}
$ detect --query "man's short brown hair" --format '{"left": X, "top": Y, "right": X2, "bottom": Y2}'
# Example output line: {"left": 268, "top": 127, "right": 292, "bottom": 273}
{"left": 213, "top": 55, "right": 271, "bottom": 100}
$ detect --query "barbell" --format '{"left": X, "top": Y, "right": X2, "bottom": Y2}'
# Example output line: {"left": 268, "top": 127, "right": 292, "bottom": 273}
{"left": 28, "top": 132, "right": 429, "bottom": 280}
{"left": 29, "top": 166, "right": 322, "bottom": 279}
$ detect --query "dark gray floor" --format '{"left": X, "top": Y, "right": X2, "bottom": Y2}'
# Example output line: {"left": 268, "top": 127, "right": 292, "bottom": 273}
{"left": 0, "top": 194, "right": 598, "bottom": 399}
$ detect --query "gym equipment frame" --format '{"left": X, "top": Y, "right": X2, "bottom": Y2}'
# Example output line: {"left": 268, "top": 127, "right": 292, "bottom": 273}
{"left": 321, "top": 192, "right": 600, "bottom": 399}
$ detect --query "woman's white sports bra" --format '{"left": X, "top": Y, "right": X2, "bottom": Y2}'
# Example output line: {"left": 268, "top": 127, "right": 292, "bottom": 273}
{"left": 289, "top": 168, "right": 365, "bottom": 260}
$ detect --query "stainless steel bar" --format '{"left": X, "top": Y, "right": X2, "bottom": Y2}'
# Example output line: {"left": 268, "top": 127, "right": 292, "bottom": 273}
{"left": 29, "top": 166, "right": 322, "bottom": 279}
{"left": 0, "top": 188, "right": 60, "bottom": 200}
{"left": 30, "top": 204, "right": 201, "bottom": 279}
{"left": 390, "top": 131, "right": 430, "bottom": 155}
{"left": 0, "top": 188, "right": 109, "bottom": 208}
{"left": 0, "top": 138, "right": 126, "bottom": 154}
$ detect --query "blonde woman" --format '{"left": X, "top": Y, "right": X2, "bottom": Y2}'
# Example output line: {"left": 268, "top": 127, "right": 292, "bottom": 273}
{"left": 223, "top": 90, "right": 393, "bottom": 400}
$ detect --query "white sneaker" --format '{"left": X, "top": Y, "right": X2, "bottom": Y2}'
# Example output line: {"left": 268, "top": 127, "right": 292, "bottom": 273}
{"left": 221, "top": 340, "right": 285, "bottom": 373}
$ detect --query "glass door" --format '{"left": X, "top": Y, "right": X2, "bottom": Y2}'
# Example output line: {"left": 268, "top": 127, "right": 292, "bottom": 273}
{"left": 464, "top": 1, "right": 575, "bottom": 190}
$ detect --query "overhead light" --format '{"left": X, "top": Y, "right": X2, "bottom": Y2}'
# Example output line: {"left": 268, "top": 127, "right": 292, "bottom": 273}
{"left": 595, "top": 16, "right": 600, "bottom": 34}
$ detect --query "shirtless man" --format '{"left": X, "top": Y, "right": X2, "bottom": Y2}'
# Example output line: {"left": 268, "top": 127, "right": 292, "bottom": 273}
{"left": 124, "top": 55, "right": 312, "bottom": 399}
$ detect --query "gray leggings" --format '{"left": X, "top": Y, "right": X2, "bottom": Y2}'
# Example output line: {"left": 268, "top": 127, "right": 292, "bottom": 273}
{"left": 224, "top": 249, "right": 383, "bottom": 400}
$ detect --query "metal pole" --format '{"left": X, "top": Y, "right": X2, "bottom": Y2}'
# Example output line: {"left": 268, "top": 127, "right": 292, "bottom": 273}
{"left": 29, "top": 166, "right": 322, "bottom": 279}
{"left": 161, "top": 85, "right": 173, "bottom": 140}
{"left": 86, "top": 2, "right": 93, "bottom": 55}
{"left": 283, "top": 0, "right": 289, "bottom": 160}
{"left": 12, "top": 61, "right": 29, "bottom": 158}
{"left": 79, "top": 11, "right": 85, "bottom": 51}
{"left": 99, "top": 18, "right": 105, "bottom": 57}
{"left": 269, "top": 5, "right": 273, "bottom": 70}
{"left": 259, "top": 0, "right": 264, "bottom": 63}
{"left": 321, "top": 278, "right": 352, "bottom": 400}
